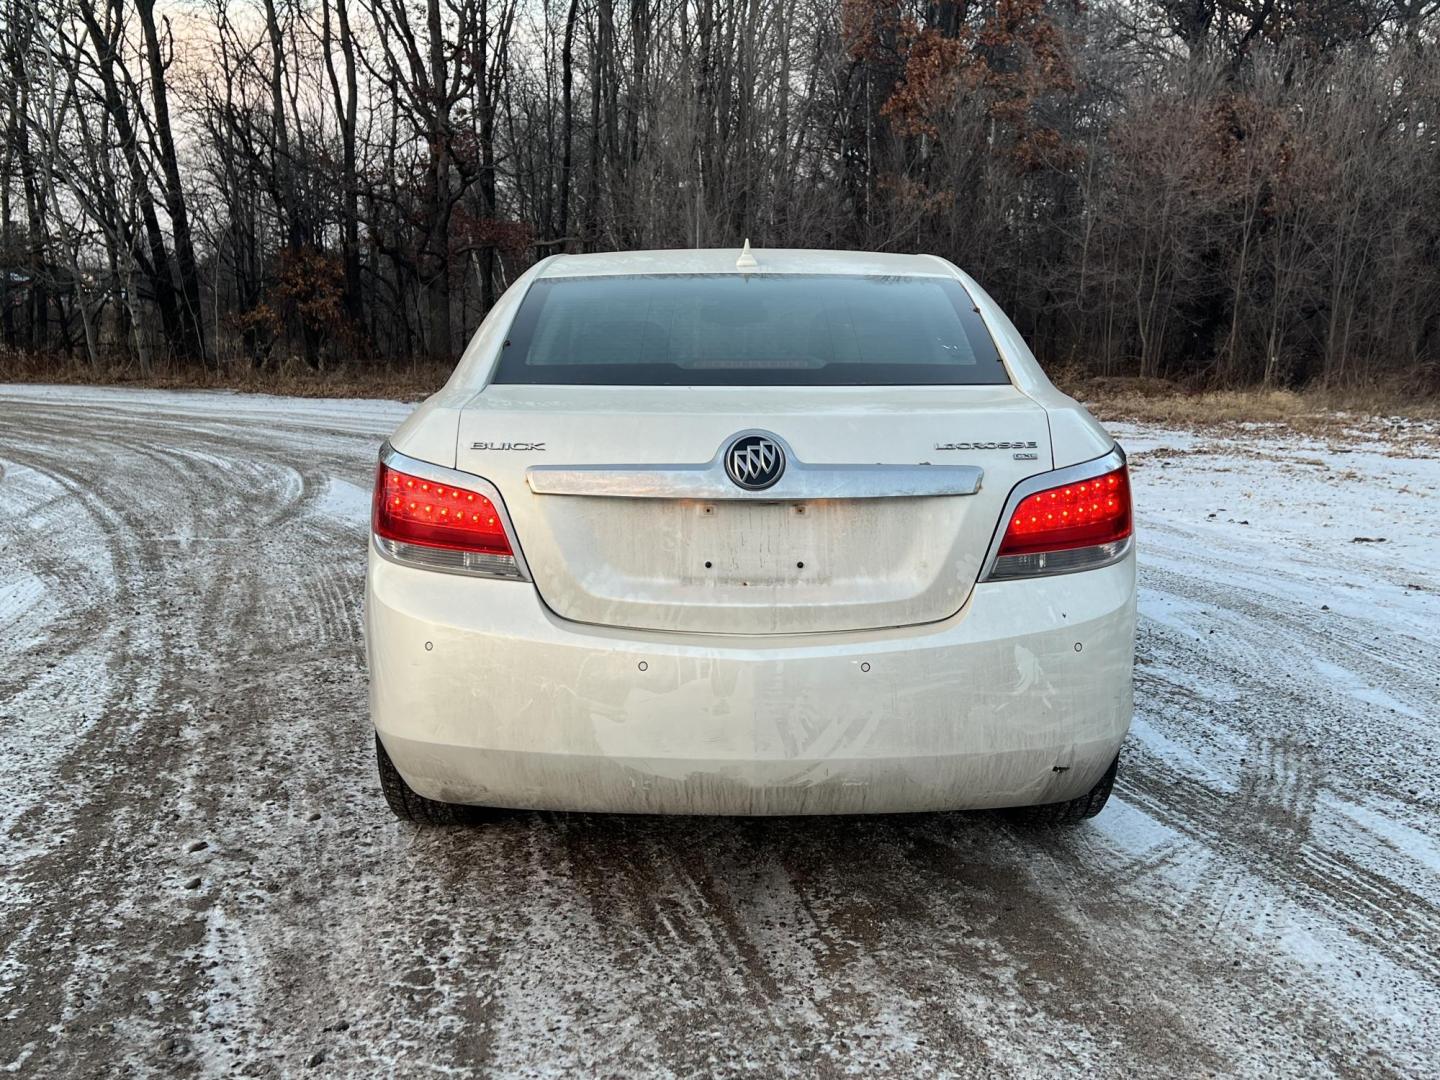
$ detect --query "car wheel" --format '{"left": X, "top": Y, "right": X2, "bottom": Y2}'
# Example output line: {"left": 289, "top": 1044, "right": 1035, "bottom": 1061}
{"left": 1005, "top": 753, "right": 1119, "bottom": 826}
{"left": 375, "top": 734, "right": 492, "bottom": 825}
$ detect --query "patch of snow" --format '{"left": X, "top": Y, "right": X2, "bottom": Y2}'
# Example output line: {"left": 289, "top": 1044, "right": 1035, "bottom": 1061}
{"left": 313, "top": 478, "right": 373, "bottom": 526}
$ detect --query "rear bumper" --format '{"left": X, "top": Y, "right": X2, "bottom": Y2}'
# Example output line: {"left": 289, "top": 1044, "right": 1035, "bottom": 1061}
{"left": 365, "top": 548, "right": 1136, "bottom": 815}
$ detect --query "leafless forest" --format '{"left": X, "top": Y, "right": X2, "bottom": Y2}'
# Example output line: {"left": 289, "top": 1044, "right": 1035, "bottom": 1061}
{"left": 0, "top": 0, "right": 1437, "bottom": 387}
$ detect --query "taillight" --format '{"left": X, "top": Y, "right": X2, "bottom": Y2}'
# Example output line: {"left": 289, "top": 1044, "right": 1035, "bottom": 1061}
{"left": 987, "top": 465, "right": 1132, "bottom": 579}
{"left": 372, "top": 459, "right": 524, "bottom": 579}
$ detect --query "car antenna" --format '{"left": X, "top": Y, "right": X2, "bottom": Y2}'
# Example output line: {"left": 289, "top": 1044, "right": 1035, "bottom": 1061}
{"left": 735, "top": 238, "right": 758, "bottom": 270}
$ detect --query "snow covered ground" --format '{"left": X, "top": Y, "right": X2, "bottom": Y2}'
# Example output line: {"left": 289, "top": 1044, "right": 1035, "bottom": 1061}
{"left": 0, "top": 384, "right": 1436, "bottom": 1078}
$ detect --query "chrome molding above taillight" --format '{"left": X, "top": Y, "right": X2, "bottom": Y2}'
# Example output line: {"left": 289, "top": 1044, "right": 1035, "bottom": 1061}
{"left": 372, "top": 442, "right": 533, "bottom": 581}
{"left": 526, "top": 430, "right": 985, "bottom": 501}
{"left": 978, "top": 445, "right": 1132, "bottom": 582}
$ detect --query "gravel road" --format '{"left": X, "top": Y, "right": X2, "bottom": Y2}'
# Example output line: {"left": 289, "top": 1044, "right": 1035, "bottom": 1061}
{"left": 1, "top": 385, "right": 1437, "bottom": 1078}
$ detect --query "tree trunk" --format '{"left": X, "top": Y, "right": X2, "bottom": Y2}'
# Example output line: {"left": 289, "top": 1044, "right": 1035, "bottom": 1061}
{"left": 76, "top": 0, "right": 185, "bottom": 361}
{"left": 558, "top": 0, "right": 579, "bottom": 246}
{"left": 135, "top": 0, "right": 206, "bottom": 365}
{"left": 425, "top": 0, "right": 452, "bottom": 361}
{"left": 323, "top": 0, "right": 362, "bottom": 322}
{"left": 1, "top": 158, "right": 15, "bottom": 347}
{"left": 478, "top": 0, "right": 497, "bottom": 312}
{"left": 20, "top": 125, "right": 48, "bottom": 351}
{"left": 263, "top": 0, "right": 300, "bottom": 252}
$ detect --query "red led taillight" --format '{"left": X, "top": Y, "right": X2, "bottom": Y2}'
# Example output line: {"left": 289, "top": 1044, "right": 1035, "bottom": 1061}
{"left": 998, "top": 466, "right": 1132, "bottom": 557}
{"left": 373, "top": 462, "right": 514, "bottom": 556}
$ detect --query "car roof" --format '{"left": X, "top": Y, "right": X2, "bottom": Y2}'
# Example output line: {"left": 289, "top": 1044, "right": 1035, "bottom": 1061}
{"left": 535, "top": 248, "right": 956, "bottom": 279}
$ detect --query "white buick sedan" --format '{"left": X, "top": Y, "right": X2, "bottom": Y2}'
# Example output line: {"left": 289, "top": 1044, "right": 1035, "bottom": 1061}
{"left": 366, "top": 248, "right": 1135, "bottom": 825}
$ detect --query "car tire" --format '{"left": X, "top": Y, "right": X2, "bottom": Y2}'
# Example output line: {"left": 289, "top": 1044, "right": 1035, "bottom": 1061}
{"left": 1004, "top": 753, "right": 1119, "bottom": 825}
{"left": 375, "top": 734, "right": 492, "bottom": 825}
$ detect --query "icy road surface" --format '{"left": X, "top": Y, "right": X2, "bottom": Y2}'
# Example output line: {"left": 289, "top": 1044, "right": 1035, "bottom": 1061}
{"left": 1, "top": 385, "right": 1437, "bottom": 1078}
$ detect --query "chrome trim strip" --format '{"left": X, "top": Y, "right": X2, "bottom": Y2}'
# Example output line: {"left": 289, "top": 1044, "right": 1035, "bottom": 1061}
{"left": 375, "top": 442, "right": 533, "bottom": 581}
{"left": 526, "top": 431, "right": 984, "bottom": 501}
{"left": 978, "top": 445, "right": 1129, "bottom": 582}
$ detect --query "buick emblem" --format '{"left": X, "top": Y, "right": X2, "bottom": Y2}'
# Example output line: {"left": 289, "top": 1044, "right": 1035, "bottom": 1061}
{"left": 724, "top": 434, "right": 785, "bottom": 491}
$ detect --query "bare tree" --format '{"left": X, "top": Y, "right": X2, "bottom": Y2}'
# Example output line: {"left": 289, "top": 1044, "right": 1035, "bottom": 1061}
{"left": 0, "top": 0, "right": 1435, "bottom": 387}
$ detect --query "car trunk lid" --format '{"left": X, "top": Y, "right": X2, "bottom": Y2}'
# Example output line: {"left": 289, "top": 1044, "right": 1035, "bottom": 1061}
{"left": 456, "top": 385, "right": 1051, "bottom": 634}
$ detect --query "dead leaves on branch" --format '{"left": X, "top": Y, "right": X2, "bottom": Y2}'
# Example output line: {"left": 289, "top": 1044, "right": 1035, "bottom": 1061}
{"left": 882, "top": 22, "right": 972, "bottom": 140}
{"left": 229, "top": 249, "right": 358, "bottom": 364}
{"left": 845, "top": 0, "right": 1082, "bottom": 174}
{"left": 449, "top": 209, "right": 532, "bottom": 258}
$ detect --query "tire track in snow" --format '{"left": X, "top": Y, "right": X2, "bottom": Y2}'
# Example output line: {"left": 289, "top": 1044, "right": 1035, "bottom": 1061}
{"left": 0, "top": 396, "right": 380, "bottom": 1074}
{"left": 1112, "top": 444, "right": 1440, "bottom": 1075}
{"left": 1125, "top": 746, "right": 1440, "bottom": 982}
{"left": 1, "top": 387, "right": 1436, "bottom": 1078}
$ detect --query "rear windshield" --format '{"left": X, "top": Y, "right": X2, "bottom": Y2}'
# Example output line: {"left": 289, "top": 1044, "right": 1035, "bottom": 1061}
{"left": 492, "top": 273, "right": 1009, "bottom": 386}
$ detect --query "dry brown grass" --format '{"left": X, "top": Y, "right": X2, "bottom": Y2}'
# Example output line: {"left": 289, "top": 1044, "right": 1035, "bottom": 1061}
{"left": 1064, "top": 375, "right": 1440, "bottom": 431}
{"left": 4, "top": 349, "right": 1437, "bottom": 430}
{"left": 0, "top": 347, "right": 448, "bottom": 402}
